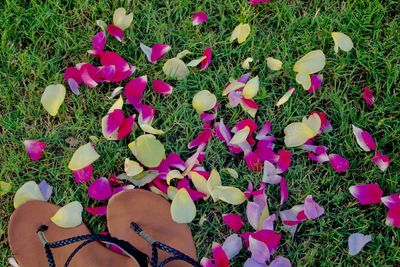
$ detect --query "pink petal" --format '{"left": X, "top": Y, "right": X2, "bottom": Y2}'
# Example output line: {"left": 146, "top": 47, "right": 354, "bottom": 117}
{"left": 227, "top": 91, "right": 242, "bottom": 107}
{"left": 249, "top": 0, "right": 271, "bottom": 5}
{"left": 222, "top": 234, "right": 242, "bottom": 260}
{"left": 138, "top": 104, "right": 155, "bottom": 125}
{"left": 386, "top": 207, "right": 400, "bottom": 227}
{"left": 200, "top": 258, "right": 215, "bottom": 267}
{"left": 352, "top": 125, "right": 376, "bottom": 151}
{"left": 188, "top": 129, "right": 213, "bottom": 149}
{"left": 214, "top": 119, "right": 232, "bottom": 144}
{"left": 107, "top": 24, "right": 123, "bottom": 42}
{"left": 232, "top": 118, "right": 258, "bottom": 134}
{"left": 349, "top": 183, "right": 383, "bottom": 205}
{"left": 245, "top": 151, "right": 262, "bottom": 172}
{"left": 381, "top": 194, "right": 400, "bottom": 209}
{"left": 222, "top": 214, "right": 244, "bottom": 232}
{"left": 256, "top": 121, "right": 272, "bottom": 140}
{"left": 91, "top": 31, "right": 106, "bottom": 54}
{"left": 64, "top": 67, "right": 82, "bottom": 84}
{"left": 72, "top": 165, "right": 94, "bottom": 183}
{"left": 99, "top": 65, "right": 116, "bottom": 81}
{"left": 348, "top": 233, "right": 372, "bottom": 256}
{"left": 86, "top": 206, "right": 107, "bottom": 216}
{"left": 269, "top": 256, "right": 292, "bottom": 267}
{"left": 100, "top": 51, "right": 130, "bottom": 72}
{"left": 362, "top": 86, "right": 374, "bottom": 106}
{"left": 117, "top": 115, "right": 135, "bottom": 140}
{"left": 212, "top": 243, "right": 229, "bottom": 267}
{"left": 38, "top": 180, "right": 53, "bottom": 201}
{"left": 249, "top": 230, "right": 281, "bottom": 254}
{"left": 328, "top": 154, "right": 349, "bottom": 173}
{"left": 200, "top": 47, "right": 212, "bottom": 70}
{"left": 24, "top": 140, "right": 46, "bottom": 161}
{"left": 88, "top": 177, "right": 112, "bottom": 200}
{"left": 361, "top": 131, "right": 376, "bottom": 150}
{"left": 108, "top": 66, "right": 135, "bottom": 83}
{"left": 303, "top": 195, "right": 325, "bottom": 219}
{"left": 279, "top": 205, "right": 305, "bottom": 234}
{"left": 247, "top": 202, "right": 262, "bottom": 230}
{"left": 192, "top": 12, "right": 208, "bottom": 26}
{"left": 248, "top": 236, "right": 270, "bottom": 264}
{"left": 307, "top": 74, "right": 323, "bottom": 93}
{"left": 124, "top": 75, "right": 148, "bottom": 110}
{"left": 150, "top": 43, "right": 171, "bottom": 63}
{"left": 280, "top": 178, "right": 289, "bottom": 205}
{"left": 372, "top": 152, "right": 391, "bottom": 172}
{"left": 152, "top": 80, "right": 173, "bottom": 95}
{"left": 261, "top": 214, "right": 276, "bottom": 231}
{"left": 276, "top": 150, "right": 291, "bottom": 173}
{"left": 106, "top": 109, "right": 125, "bottom": 135}
{"left": 80, "top": 65, "right": 99, "bottom": 88}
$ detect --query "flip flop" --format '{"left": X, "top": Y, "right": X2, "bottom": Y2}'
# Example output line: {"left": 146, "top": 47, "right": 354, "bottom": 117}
{"left": 8, "top": 200, "right": 148, "bottom": 267}
{"left": 107, "top": 189, "right": 199, "bottom": 267}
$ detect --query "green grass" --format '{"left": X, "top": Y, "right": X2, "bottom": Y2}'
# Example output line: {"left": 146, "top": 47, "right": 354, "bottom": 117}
{"left": 1, "top": 0, "right": 400, "bottom": 266}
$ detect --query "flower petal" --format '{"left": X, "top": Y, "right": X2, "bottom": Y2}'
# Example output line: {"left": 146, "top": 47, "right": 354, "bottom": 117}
{"left": 362, "top": 86, "right": 375, "bottom": 106}
{"left": 331, "top": 32, "right": 353, "bottom": 53}
{"left": 348, "top": 233, "right": 372, "bottom": 256}
{"left": 192, "top": 90, "right": 217, "bottom": 114}
{"left": 113, "top": 7, "right": 133, "bottom": 30}
{"left": 276, "top": 149, "right": 292, "bottom": 173}
{"left": 230, "top": 23, "right": 251, "bottom": 44}
{"left": 243, "top": 76, "right": 259, "bottom": 99}
{"left": 107, "top": 24, "right": 124, "bottom": 41}
{"left": 171, "top": 188, "right": 196, "bottom": 223}
{"left": 276, "top": 87, "right": 295, "bottom": 106}
{"left": 14, "top": 181, "right": 45, "bottom": 208}
{"left": 229, "top": 126, "right": 250, "bottom": 145}
{"left": 349, "top": 184, "right": 383, "bottom": 205}
{"left": 242, "top": 57, "right": 253, "bottom": 69}
{"left": 68, "top": 143, "right": 100, "bottom": 171}
{"left": 280, "top": 178, "right": 289, "bottom": 205}
{"left": 222, "top": 234, "right": 242, "bottom": 260}
{"left": 124, "top": 158, "right": 144, "bottom": 177}
{"left": 192, "top": 12, "right": 208, "bottom": 26}
{"left": 38, "top": 180, "right": 53, "bottom": 201}
{"left": 386, "top": 207, "right": 400, "bottom": 227}
{"left": 41, "top": 84, "right": 66, "bottom": 116}
{"left": 128, "top": 134, "right": 166, "bottom": 168}
{"left": 163, "top": 57, "right": 188, "bottom": 80}
{"left": 304, "top": 195, "right": 324, "bottom": 219}
{"left": 152, "top": 80, "right": 173, "bottom": 95}
{"left": 352, "top": 125, "right": 376, "bottom": 151}
{"left": 0, "top": 181, "right": 11, "bottom": 196}
{"left": 381, "top": 194, "right": 400, "bottom": 209}
{"left": 267, "top": 57, "right": 283, "bottom": 71}
{"left": 88, "top": 177, "right": 112, "bottom": 201}
{"left": 50, "top": 201, "right": 83, "bottom": 228}
{"left": 248, "top": 236, "right": 270, "bottom": 263}
{"left": 200, "top": 47, "right": 212, "bottom": 70}
{"left": 151, "top": 43, "right": 171, "bottom": 63}
{"left": 23, "top": 140, "right": 46, "bottom": 161}
{"left": 117, "top": 115, "right": 135, "bottom": 139}
{"left": 307, "top": 74, "right": 323, "bottom": 93}
{"left": 124, "top": 76, "right": 148, "bottom": 110}
{"left": 212, "top": 243, "right": 229, "bottom": 267}
{"left": 269, "top": 256, "right": 292, "bottom": 267}
{"left": 72, "top": 165, "right": 94, "bottom": 184}
{"left": 295, "top": 72, "right": 311, "bottom": 90}
{"left": 328, "top": 154, "right": 350, "bottom": 173}
{"left": 222, "top": 214, "right": 244, "bottom": 232}
{"left": 214, "top": 186, "right": 246, "bottom": 205}
{"left": 86, "top": 206, "right": 107, "bottom": 216}
{"left": 105, "top": 109, "right": 125, "bottom": 135}
{"left": 293, "top": 50, "right": 326, "bottom": 74}
{"left": 372, "top": 152, "right": 391, "bottom": 172}
{"left": 90, "top": 31, "right": 106, "bottom": 53}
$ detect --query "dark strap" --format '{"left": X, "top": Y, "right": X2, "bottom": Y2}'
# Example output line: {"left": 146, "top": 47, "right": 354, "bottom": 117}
{"left": 131, "top": 222, "right": 201, "bottom": 267}
{"left": 37, "top": 225, "right": 148, "bottom": 267}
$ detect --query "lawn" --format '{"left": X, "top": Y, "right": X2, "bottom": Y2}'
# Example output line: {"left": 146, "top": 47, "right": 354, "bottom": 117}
{"left": 1, "top": 0, "right": 400, "bottom": 266}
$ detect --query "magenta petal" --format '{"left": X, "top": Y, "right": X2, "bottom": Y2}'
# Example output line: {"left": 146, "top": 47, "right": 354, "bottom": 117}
{"left": 269, "top": 256, "right": 292, "bottom": 267}
{"left": 362, "top": 86, "right": 375, "bottom": 107}
{"left": 349, "top": 183, "right": 383, "bottom": 205}
{"left": 303, "top": 195, "right": 325, "bottom": 219}
{"left": 211, "top": 243, "right": 229, "bottom": 267}
{"left": 88, "top": 177, "right": 112, "bottom": 200}
{"left": 381, "top": 194, "right": 400, "bottom": 209}
{"left": 276, "top": 149, "right": 291, "bottom": 173}
{"left": 214, "top": 120, "right": 232, "bottom": 144}
{"left": 107, "top": 24, "right": 123, "bottom": 42}
{"left": 280, "top": 178, "right": 289, "bottom": 205}
{"left": 72, "top": 165, "right": 94, "bottom": 184}
{"left": 256, "top": 121, "right": 272, "bottom": 140}
{"left": 192, "top": 12, "right": 208, "bottom": 26}
{"left": 106, "top": 109, "right": 125, "bottom": 135}
{"left": 386, "top": 207, "right": 400, "bottom": 227}
{"left": 200, "top": 47, "right": 212, "bottom": 70}
{"left": 222, "top": 214, "right": 244, "bottom": 232}
{"left": 117, "top": 115, "right": 135, "bottom": 140}
{"left": 372, "top": 152, "right": 391, "bottom": 172}
{"left": 232, "top": 118, "right": 258, "bottom": 134}
{"left": 188, "top": 129, "right": 213, "bottom": 149}
{"left": 38, "top": 180, "right": 53, "bottom": 201}
{"left": 24, "top": 140, "right": 46, "bottom": 161}
{"left": 124, "top": 76, "right": 148, "bottom": 110}
{"left": 150, "top": 44, "right": 171, "bottom": 63}
{"left": 307, "top": 74, "right": 323, "bottom": 93}
{"left": 86, "top": 206, "right": 107, "bottom": 216}
{"left": 92, "top": 31, "right": 106, "bottom": 52}
{"left": 99, "top": 65, "right": 116, "bottom": 80}
{"left": 328, "top": 154, "right": 349, "bottom": 173}
{"left": 152, "top": 80, "right": 173, "bottom": 95}
{"left": 100, "top": 51, "right": 130, "bottom": 72}
{"left": 245, "top": 152, "right": 262, "bottom": 172}
{"left": 80, "top": 67, "right": 98, "bottom": 88}
{"left": 200, "top": 258, "right": 215, "bottom": 267}
{"left": 361, "top": 131, "right": 376, "bottom": 150}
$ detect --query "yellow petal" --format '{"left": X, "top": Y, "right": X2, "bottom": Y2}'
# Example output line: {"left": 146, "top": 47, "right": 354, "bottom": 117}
{"left": 113, "top": 7, "right": 133, "bottom": 30}
{"left": 242, "top": 57, "right": 253, "bottom": 69}
{"left": 163, "top": 58, "right": 189, "bottom": 80}
{"left": 222, "top": 80, "right": 246, "bottom": 96}
{"left": 295, "top": 73, "right": 311, "bottom": 90}
{"left": 207, "top": 169, "right": 222, "bottom": 201}
{"left": 213, "top": 186, "right": 246, "bottom": 205}
{"left": 50, "top": 201, "right": 83, "bottom": 228}
{"left": 230, "top": 23, "right": 251, "bottom": 44}
{"left": 68, "top": 143, "right": 100, "bottom": 171}
{"left": 108, "top": 95, "right": 124, "bottom": 114}
{"left": 267, "top": 57, "right": 283, "bottom": 71}
{"left": 229, "top": 126, "right": 250, "bottom": 145}
{"left": 41, "top": 84, "right": 66, "bottom": 116}
{"left": 293, "top": 50, "right": 326, "bottom": 74}
{"left": 283, "top": 116, "right": 319, "bottom": 148}
{"left": 243, "top": 76, "right": 259, "bottom": 99}
{"left": 187, "top": 56, "right": 207, "bottom": 67}
{"left": 128, "top": 134, "right": 166, "bottom": 168}
{"left": 171, "top": 188, "right": 196, "bottom": 223}
{"left": 14, "top": 181, "right": 45, "bottom": 208}
{"left": 176, "top": 50, "right": 192, "bottom": 59}
{"left": 0, "top": 181, "right": 11, "bottom": 196}
{"left": 258, "top": 203, "right": 270, "bottom": 230}
{"left": 124, "top": 158, "right": 144, "bottom": 177}
{"left": 192, "top": 90, "right": 217, "bottom": 114}
{"left": 240, "top": 102, "right": 257, "bottom": 118}
{"left": 302, "top": 113, "right": 321, "bottom": 134}
{"left": 223, "top": 168, "right": 239, "bottom": 179}
{"left": 96, "top": 20, "right": 107, "bottom": 32}
{"left": 167, "top": 186, "right": 178, "bottom": 200}
{"left": 166, "top": 170, "right": 184, "bottom": 185}
{"left": 139, "top": 124, "right": 165, "bottom": 135}
{"left": 190, "top": 171, "right": 210, "bottom": 197}
{"left": 276, "top": 87, "right": 296, "bottom": 106}
{"left": 331, "top": 32, "right": 353, "bottom": 53}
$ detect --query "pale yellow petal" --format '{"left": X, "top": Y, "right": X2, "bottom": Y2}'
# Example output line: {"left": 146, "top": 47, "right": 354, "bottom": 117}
{"left": 293, "top": 50, "right": 326, "bottom": 74}
{"left": 68, "top": 143, "right": 100, "bottom": 171}
{"left": 243, "top": 76, "right": 259, "bottom": 99}
{"left": 128, "top": 134, "right": 166, "bottom": 168}
{"left": 223, "top": 168, "right": 239, "bottom": 179}
{"left": 113, "top": 7, "right": 133, "bottom": 30}
{"left": 163, "top": 58, "right": 189, "bottom": 80}
{"left": 171, "top": 188, "right": 196, "bottom": 223}
{"left": 124, "top": 158, "right": 144, "bottom": 177}
{"left": 229, "top": 126, "right": 250, "bottom": 145}
{"left": 192, "top": 90, "right": 217, "bottom": 114}
{"left": 167, "top": 186, "right": 178, "bottom": 200}
{"left": 50, "top": 201, "right": 83, "bottom": 228}
{"left": 302, "top": 114, "right": 321, "bottom": 134}
{"left": 187, "top": 56, "right": 207, "bottom": 67}
{"left": 176, "top": 50, "right": 192, "bottom": 59}
{"left": 108, "top": 95, "right": 124, "bottom": 114}
{"left": 190, "top": 171, "right": 210, "bottom": 197}
{"left": 276, "top": 87, "right": 295, "bottom": 106}
{"left": 166, "top": 170, "right": 184, "bottom": 185}
{"left": 222, "top": 80, "right": 246, "bottom": 96}
{"left": 283, "top": 122, "right": 315, "bottom": 148}
{"left": 230, "top": 23, "right": 251, "bottom": 44}
{"left": 295, "top": 73, "right": 311, "bottom": 90}
{"left": 207, "top": 169, "right": 222, "bottom": 201}
{"left": 267, "top": 57, "right": 283, "bottom": 71}
{"left": 242, "top": 57, "right": 253, "bottom": 70}
{"left": 213, "top": 186, "right": 246, "bottom": 205}
{"left": 14, "top": 181, "right": 45, "bottom": 208}
{"left": 331, "top": 32, "right": 353, "bottom": 53}
{"left": 139, "top": 124, "right": 165, "bottom": 135}
{"left": 240, "top": 102, "right": 257, "bottom": 118}
{"left": 41, "top": 84, "right": 66, "bottom": 116}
